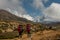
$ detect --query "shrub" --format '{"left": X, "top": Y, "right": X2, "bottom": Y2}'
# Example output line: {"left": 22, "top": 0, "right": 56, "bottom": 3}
{"left": 0, "top": 30, "right": 2, "bottom": 33}
{"left": 0, "top": 31, "right": 18, "bottom": 39}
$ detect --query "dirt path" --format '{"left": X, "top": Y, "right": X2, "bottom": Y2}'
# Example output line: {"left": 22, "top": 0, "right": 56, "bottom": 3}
{"left": 0, "top": 30, "right": 60, "bottom": 40}
{"left": 14, "top": 30, "right": 60, "bottom": 40}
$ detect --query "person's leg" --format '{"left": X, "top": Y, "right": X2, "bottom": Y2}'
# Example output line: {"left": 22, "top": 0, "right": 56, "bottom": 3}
{"left": 27, "top": 32, "right": 30, "bottom": 37}
{"left": 18, "top": 32, "right": 23, "bottom": 40}
{"left": 18, "top": 32, "right": 20, "bottom": 37}
{"left": 27, "top": 32, "right": 32, "bottom": 40}
{"left": 18, "top": 32, "right": 22, "bottom": 38}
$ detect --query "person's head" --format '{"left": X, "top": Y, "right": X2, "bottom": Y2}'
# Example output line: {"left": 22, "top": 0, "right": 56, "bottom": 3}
{"left": 27, "top": 24, "right": 30, "bottom": 27}
{"left": 18, "top": 25, "right": 22, "bottom": 27}
{"left": 19, "top": 25, "right": 22, "bottom": 26}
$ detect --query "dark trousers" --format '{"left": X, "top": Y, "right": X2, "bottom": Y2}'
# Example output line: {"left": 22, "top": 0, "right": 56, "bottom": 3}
{"left": 19, "top": 30, "right": 23, "bottom": 38}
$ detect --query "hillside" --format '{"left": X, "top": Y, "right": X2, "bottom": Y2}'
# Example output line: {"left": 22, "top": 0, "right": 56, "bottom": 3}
{"left": 0, "top": 9, "right": 60, "bottom": 40}
{"left": 0, "top": 9, "right": 60, "bottom": 30}
{"left": 0, "top": 9, "right": 37, "bottom": 33}
{"left": 0, "top": 9, "right": 33, "bottom": 23}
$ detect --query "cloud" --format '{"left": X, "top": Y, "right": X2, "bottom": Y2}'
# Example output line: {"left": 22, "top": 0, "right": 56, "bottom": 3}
{"left": 32, "top": 0, "right": 48, "bottom": 22}
{"left": 0, "top": 0, "right": 34, "bottom": 21}
{"left": 0, "top": 0, "right": 21, "bottom": 9}
{"left": 43, "top": 3, "right": 60, "bottom": 22}
{"left": 6, "top": 8, "right": 34, "bottom": 21}
{"left": 32, "top": 0, "right": 49, "bottom": 11}
{"left": 43, "top": 0, "right": 49, "bottom": 3}
{"left": 33, "top": 0, "right": 44, "bottom": 10}
{"left": 21, "top": 14, "right": 34, "bottom": 21}
{"left": 32, "top": 0, "right": 60, "bottom": 22}
{"left": 1, "top": 0, "right": 60, "bottom": 22}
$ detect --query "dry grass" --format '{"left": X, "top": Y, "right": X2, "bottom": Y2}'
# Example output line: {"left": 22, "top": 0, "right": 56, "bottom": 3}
{"left": 0, "top": 30, "right": 60, "bottom": 40}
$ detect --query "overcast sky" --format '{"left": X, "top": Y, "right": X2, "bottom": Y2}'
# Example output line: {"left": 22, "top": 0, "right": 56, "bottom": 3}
{"left": 0, "top": 0, "right": 60, "bottom": 22}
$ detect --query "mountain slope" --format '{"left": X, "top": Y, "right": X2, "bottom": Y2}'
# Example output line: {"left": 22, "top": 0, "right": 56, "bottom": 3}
{"left": 0, "top": 9, "right": 32, "bottom": 23}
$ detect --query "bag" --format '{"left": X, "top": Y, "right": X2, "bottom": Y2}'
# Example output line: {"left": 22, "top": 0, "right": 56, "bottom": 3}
{"left": 26, "top": 26, "right": 30, "bottom": 32}
{"left": 18, "top": 26, "right": 23, "bottom": 32}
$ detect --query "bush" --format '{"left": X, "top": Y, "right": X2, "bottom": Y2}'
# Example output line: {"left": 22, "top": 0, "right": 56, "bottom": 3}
{"left": 0, "top": 30, "right": 2, "bottom": 33}
{"left": 1, "top": 23, "right": 8, "bottom": 30}
{"left": 0, "top": 31, "right": 19, "bottom": 39}
{"left": 39, "top": 25, "right": 45, "bottom": 31}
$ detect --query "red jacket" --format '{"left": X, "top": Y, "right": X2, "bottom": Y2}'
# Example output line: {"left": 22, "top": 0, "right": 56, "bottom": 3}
{"left": 18, "top": 25, "right": 22, "bottom": 32}
{"left": 26, "top": 24, "right": 30, "bottom": 32}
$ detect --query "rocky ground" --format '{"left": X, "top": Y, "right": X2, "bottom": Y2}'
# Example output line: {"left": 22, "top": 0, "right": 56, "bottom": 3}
{"left": 0, "top": 30, "right": 60, "bottom": 40}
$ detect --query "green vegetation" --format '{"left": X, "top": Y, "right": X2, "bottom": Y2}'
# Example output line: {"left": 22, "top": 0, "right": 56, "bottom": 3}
{"left": 0, "top": 30, "right": 2, "bottom": 33}
{"left": 0, "top": 31, "right": 18, "bottom": 39}
{"left": 0, "top": 21, "right": 60, "bottom": 39}
{"left": 1, "top": 23, "right": 8, "bottom": 30}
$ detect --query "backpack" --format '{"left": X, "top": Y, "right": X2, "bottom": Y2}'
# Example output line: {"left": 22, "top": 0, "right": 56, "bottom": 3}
{"left": 26, "top": 25, "right": 30, "bottom": 32}
{"left": 18, "top": 26, "right": 23, "bottom": 32}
